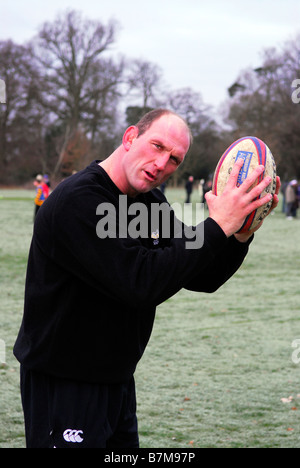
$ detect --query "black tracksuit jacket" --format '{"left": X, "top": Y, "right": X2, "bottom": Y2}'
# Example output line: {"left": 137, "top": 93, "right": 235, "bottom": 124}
{"left": 14, "top": 161, "right": 252, "bottom": 383}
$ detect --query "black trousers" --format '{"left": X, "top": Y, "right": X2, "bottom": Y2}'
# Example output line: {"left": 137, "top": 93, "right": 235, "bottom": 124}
{"left": 20, "top": 366, "right": 139, "bottom": 448}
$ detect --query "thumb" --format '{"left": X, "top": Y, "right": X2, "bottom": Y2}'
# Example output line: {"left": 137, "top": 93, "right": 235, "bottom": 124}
{"left": 205, "top": 190, "right": 214, "bottom": 202}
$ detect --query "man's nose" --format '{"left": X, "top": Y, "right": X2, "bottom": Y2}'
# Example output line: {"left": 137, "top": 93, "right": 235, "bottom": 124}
{"left": 154, "top": 154, "right": 170, "bottom": 171}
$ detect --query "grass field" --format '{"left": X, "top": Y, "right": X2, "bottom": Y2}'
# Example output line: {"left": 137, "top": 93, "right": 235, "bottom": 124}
{"left": 0, "top": 187, "right": 299, "bottom": 448}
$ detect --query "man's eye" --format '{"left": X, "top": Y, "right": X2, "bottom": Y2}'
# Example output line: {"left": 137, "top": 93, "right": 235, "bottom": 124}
{"left": 154, "top": 143, "right": 162, "bottom": 150}
{"left": 170, "top": 156, "right": 180, "bottom": 165}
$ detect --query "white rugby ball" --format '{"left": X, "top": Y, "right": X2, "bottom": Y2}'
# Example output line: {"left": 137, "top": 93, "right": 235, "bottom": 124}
{"left": 212, "top": 136, "right": 277, "bottom": 233}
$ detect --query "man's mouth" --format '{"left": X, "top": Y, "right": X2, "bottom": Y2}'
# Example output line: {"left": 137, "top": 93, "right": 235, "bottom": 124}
{"left": 144, "top": 170, "right": 157, "bottom": 182}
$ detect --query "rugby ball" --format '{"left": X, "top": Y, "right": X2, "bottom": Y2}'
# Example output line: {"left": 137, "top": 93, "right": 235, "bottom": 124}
{"left": 212, "top": 136, "right": 277, "bottom": 233}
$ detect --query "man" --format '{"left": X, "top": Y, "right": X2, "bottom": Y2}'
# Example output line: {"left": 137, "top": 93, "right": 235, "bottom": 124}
{"left": 14, "top": 109, "right": 279, "bottom": 448}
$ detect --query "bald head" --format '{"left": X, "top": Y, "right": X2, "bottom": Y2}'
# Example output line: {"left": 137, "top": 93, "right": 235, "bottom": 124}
{"left": 135, "top": 109, "right": 193, "bottom": 149}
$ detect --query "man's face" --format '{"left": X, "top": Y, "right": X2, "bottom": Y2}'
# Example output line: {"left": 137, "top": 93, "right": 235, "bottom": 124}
{"left": 120, "top": 114, "right": 190, "bottom": 197}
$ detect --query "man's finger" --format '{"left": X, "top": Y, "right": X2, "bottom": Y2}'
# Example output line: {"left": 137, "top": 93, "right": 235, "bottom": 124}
{"left": 238, "top": 164, "right": 265, "bottom": 193}
{"left": 245, "top": 175, "right": 272, "bottom": 202}
{"left": 248, "top": 192, "right": 273, "bottom": 214}
{"left": 225, "top": 158, "right": 245, "bottom": 190}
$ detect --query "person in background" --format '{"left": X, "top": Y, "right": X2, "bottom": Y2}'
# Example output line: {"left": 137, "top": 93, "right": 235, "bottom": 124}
{"left": 42, "top": 176, "right": 50, "bottom": 199}
{"left": 160, "top": 181, "right": 166, "bottom": 194}
{"left": 285, "top": 180, "right": 298, "bottom": 220}
{"left": 198, "top": 179, "right": 205, "bottom": 203}
{"left": 43, "top": 174, "right": 51, "bottom": 192}
{"left": 185, "top": 175, "right": 194, "bottom": 203}
{"left": 33, "top": 174, "right": 49, "bottom": 220}
{"left": 281, "top": 181, "right": 288, "bottom": 213}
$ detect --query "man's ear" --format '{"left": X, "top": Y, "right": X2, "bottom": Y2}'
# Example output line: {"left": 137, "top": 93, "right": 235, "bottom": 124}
{"left": 122, "top": 126, "right": 139, "bottom": 151}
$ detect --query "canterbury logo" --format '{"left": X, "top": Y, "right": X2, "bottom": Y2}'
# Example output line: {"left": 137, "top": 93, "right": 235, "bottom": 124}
{"left": 63, "top": 429, "right": 84, "bottom": 443}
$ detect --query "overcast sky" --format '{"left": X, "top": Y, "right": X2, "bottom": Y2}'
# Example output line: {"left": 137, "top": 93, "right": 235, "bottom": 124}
{"left": 1, "top": 0, "right": 300, "bottom": 111}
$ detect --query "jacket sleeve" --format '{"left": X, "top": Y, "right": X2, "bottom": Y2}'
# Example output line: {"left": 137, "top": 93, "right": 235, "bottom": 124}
{"left": 184, "top": 234, "right": 253, "bottom": 293}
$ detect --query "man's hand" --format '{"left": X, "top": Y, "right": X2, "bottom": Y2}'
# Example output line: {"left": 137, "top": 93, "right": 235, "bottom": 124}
{"left": 234, "top": 175, "right": 281, "bottom": 242}
{"left": 205, "top": 158, "right": 278, "bottom": 239}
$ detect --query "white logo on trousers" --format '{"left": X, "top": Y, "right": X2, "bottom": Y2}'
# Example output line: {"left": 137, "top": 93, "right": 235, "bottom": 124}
{"left": 63, "top": 429, "right": 84, "bottom": 443}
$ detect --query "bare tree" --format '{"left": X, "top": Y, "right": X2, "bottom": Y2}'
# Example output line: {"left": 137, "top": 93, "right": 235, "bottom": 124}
{"left": 127, "top": 59, "right": 162, "bottom": 109}
{"left": 163, "top": 87, "right": 220, "bottom": 184}
{"left": 32, "top": 10, "right": 124, "bottom": 178}
{"left": 225, "top": 35, "right": 300, "bottom": 179}
{"left": 0, "top": 40, "right": 46, "bottom": 182}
